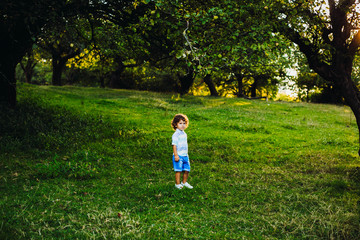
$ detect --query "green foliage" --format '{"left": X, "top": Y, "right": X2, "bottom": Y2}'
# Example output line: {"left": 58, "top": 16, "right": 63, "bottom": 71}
{"left": 154, "top": 0, "right": 292, "bottom": 91}
{"left": 16, "top": 53, "right": 53, "bottom": 85}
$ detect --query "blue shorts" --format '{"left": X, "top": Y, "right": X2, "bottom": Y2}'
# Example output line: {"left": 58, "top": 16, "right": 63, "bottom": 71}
{"left": 173, "top": 155, "right": 191, "bottom": 172}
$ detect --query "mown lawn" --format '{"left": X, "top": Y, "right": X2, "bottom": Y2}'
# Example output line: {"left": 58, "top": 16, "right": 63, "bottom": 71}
{"left": 1, "top": 84, "right": 360, "bottom": 239}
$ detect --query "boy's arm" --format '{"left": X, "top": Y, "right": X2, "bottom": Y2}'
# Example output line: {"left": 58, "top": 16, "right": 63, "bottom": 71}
{"left": 172, "top": 145, "right": 180, "bottom": 162}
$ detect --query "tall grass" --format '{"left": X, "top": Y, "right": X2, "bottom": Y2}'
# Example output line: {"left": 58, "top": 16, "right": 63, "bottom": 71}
{"left": 0, "top": 84, "right": 359, "bottom": 239}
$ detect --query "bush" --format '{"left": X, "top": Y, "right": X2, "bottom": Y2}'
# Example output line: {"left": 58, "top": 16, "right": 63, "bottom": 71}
{"left": 138, "top": 72, "right": 179, "bottom": 92}
{"left": 309, "top": 88, "right": 344, "bottom": 104}
{"left": 64, "top": 68, "right": 101, "bottom": 87}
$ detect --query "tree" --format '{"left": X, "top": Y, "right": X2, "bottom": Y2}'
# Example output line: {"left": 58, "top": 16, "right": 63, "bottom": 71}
{"left": 0, "top": 0, "right": 153, "bottom": 107}
{"left": 266, "top": 0, "right": 360, "bottom": 153}
{"left": 20, "top": 49, "right": 38, "bottom": 84}
{"left": 296, "top": 71, "right": 321, "bottom": 102}
{"left": 37, "top": 17, "right": 93, "bottom": 86}
{"left": 154, "top": 0, "right": 291, "bottom": 97}
{"left": 203, "top": 74, "right": 219, "bottom": 96}
{"left": 0, "top": 0, "right": 94, "bottom": 106}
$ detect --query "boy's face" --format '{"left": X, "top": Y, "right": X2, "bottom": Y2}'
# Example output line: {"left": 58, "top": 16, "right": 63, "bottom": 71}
{"left": 176, "top": 119, "right": 187, "bottom": 131}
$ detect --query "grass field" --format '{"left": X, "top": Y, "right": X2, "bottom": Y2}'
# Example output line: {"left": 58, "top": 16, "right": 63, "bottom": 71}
{"left": 1, "top": 84, "right": 360, "bottom": 239}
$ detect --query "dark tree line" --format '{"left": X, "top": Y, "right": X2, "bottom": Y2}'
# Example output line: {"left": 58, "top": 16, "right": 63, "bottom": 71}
{"left": 0, "top": 0, "right": 154, "bottom": 107}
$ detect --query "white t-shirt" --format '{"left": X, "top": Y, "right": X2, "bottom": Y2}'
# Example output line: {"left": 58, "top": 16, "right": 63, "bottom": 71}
{"left": 172, "top": 129, "right": 188, "bottom": 157}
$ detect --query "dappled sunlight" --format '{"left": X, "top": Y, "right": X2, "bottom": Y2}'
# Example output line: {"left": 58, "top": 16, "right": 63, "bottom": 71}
{"left": 233, "top": 102, "right": 251, "bottom": 106}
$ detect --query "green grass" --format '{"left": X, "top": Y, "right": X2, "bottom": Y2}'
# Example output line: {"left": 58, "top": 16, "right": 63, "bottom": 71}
{"left": 1, "top": 83, "right": 360, "bottom": 239}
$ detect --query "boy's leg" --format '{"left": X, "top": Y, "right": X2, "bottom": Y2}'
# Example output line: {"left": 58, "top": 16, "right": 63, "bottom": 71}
{"left": 175, "top": 172, "right": 181, "bottom": 185}
{"left": 182, "top": 171, "right": 189, "bottom": 184}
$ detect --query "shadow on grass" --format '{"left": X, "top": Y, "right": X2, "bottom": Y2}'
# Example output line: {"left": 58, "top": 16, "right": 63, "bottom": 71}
{"left": 0, "top": 96, "right": 106, "bottom": 154}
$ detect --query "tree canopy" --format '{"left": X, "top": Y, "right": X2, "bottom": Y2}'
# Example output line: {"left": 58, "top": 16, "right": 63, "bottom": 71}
{"left": 2, "top": 0, "right": 360, "bottom": 152}
{"left": 266, "top": 0, "right": 360, "bottom": 153}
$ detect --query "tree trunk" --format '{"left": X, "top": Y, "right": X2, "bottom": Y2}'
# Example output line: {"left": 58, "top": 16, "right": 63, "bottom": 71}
{"left": 338, "top": 80, "right": 360, "bottom": 155}
{"left": 109, "top": 59, "right": 126, "bottom": 89}
{"left": 250, "top": 78, "right": 258, "bottom": 98}
{"left": 313, "top": 51, "right": 360, "bottom": 154}
{"left": 0, "top": 21, "right": 32, "bottom": 107}
{"left": 331, "top": 70, "right": 360, "bottom": 155}
{"left": 52, "top": 56, "right": 67, "bottom": 86}
{"left": 25, "top": 71, "right": 32, "bottom": 84}
{"left": 100, "top": 76, "right": 105, "bottom": 88}
{"left": 235, "top": 73, "right": 244, "bottom": 98}
{"left": 203, "top": 74, "right": 218, "bottom": 96}
{"left": 51, "top": 49, "right": 81, "bottom": 86}
{"left": 306, "top": 89, "right": 309, "bottom": 102}
{"left": 20, "top": 50, "right": 37, "bottom": 84}
{"left": 0, "top": 60, "right": 17, "bottom": 107}
{"left": 178, "top": 67, "right": 196, "bottom": 95}
{"left": 22, "top": 60, "right": 36, "bottom": 84}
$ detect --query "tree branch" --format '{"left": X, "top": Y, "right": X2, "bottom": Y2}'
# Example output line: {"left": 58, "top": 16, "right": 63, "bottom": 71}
{"left": 338, "top": 0, "right": 356, "bottom": 9}
{"left": 275, "top": 22, "right": 331, "bottom": 79}
{"left": 329, "top": 0, "right": 355, "bottom": 45}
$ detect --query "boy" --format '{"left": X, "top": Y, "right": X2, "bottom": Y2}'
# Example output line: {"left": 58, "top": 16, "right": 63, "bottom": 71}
{"left": 171, "top": 114, "right": 193, "bottom": 189}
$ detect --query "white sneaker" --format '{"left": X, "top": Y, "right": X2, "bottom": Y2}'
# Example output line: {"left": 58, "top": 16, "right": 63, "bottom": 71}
{"left": 175, "top": 184, "right": 183, "bottom": 189}
{"left": 181, "top": 182, "right": 193, "bottom": 189}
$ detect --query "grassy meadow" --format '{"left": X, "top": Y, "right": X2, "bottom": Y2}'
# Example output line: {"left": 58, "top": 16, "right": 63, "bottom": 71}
{"left": 1, "top": 84, "right": 360, "bottom": 239}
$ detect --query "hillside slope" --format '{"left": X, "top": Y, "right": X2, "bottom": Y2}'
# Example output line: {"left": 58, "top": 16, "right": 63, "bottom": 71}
{"left": 1, "top": 84, "right": 359, "bottom": 239}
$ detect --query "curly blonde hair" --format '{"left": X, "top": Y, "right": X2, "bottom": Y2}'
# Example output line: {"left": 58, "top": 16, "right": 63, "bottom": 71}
{"left": 171, "top": 114, "right": 189, "bottom": 130}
